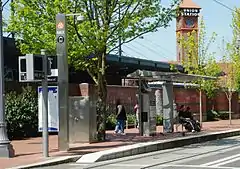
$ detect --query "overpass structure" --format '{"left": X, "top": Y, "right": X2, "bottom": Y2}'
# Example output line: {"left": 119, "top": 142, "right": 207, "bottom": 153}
{"left": 69, "top": 54, "right": 184, "bottom": 85}
{"left": 106, "top": 54, "right": 184, "bottom": 77}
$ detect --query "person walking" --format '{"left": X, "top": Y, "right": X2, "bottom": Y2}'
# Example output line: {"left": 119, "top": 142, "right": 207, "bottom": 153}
{"left": 134, "top": 102, "right": 140, "bottom": 128}
{"left": 114, "top": 99, "right": 127, "bottom": 135}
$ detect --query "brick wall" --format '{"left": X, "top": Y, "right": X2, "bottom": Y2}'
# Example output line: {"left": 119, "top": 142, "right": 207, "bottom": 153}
{"left": 5, "top": 82, "right": 240, "bottom": 121}
{"left": 75, "top": 83, "right": 240, "bottom": 121}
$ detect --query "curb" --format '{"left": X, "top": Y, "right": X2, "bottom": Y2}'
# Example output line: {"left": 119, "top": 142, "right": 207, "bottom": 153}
{"left": 8, "top": 129, "right": 240, "bottom": 169}
{"left": 77, "top": 129, "right": 240, "bottom": 164}
{"left": 7, "top": 155, "right": 82, "bottom": 169}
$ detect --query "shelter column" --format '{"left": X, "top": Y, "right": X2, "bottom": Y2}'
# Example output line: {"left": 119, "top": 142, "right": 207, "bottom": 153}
{"left": 162, "top": 81, "right": 174, "bottom": 133}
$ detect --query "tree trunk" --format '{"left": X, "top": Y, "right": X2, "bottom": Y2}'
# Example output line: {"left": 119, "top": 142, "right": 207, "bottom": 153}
{"left": 199, "top": 90, "right": 203, "bottom": 127}
{"left": 228, "top": 94, "right": 232, "bottom": 125}
{"left": 96, "top": 51, "right": 107, "bottom": 141}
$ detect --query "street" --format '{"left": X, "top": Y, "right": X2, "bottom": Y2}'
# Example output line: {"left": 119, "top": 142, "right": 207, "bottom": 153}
{"left": 38, "top": 135, "right": 240, "bottom": 169}
{"left": 40, "top": 135, "right": 240, "bottom": 169}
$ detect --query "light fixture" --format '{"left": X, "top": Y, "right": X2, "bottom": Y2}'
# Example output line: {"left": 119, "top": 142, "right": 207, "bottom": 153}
{"left": 76, "top": 15, "right": 84, "bottom": 22}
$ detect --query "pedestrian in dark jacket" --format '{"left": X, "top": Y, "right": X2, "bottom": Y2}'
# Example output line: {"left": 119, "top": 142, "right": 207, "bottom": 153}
{"left": 114, "top": 99, "right": 127, "bottom": 135}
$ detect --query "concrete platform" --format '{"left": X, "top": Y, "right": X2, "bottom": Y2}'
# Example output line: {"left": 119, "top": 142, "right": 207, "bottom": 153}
{"left": 2, "top": 120, "right": 240, "bottom": 169}
{"left": 76, "top": 129, "right": 240, "bottom": 164}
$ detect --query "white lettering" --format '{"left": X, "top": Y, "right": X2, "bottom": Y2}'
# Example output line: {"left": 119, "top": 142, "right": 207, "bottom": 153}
{"left": 56, "top": 30, "right": 65, "bottom": 35}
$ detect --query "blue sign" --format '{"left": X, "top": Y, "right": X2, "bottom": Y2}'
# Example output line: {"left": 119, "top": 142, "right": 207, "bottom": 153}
{"left": 38, "top": 86, "right": 59, "bottom": 132}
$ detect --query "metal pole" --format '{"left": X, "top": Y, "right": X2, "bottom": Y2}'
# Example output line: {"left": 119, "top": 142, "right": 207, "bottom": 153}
{"left": 0, "top": 0, "right": 14, "bottom": 158}
{"left": 118, "top": 1, "right": 122, "bottom": 57}
{"left": 10, "top": 0, "right": 15, "bottom": 39}
{"left": 199, "top": 90, "right": 203, "bottom": 127}
{"left": 41, "top": 49, "right": 49, "bottom": 157}
{"left": 138, "top": 78, "right": 143, "bottom": 136}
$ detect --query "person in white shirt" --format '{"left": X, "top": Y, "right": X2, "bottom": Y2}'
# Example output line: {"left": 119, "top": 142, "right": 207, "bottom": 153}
{"left": 134, "top": 102, "right": 140, "bottom": 129}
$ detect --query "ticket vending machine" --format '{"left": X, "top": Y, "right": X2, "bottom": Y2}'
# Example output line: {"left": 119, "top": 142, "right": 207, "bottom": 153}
{"left": 139, "top": 80, "right": 174, "bottom": 135}
{"left": 138, "top": 80, "right": 157, "bottom": 136}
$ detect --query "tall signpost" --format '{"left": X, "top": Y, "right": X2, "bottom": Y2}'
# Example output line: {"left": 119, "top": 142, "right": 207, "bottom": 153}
{"left": 56, "top": 14, "right": 69, "bottom": 151}
{"left": 0, "top": 0, "right": 15, "bottom": 158}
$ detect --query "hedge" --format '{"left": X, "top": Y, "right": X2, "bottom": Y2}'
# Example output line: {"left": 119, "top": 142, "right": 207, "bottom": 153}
{"left": 5, "top": 86, "right": 38, "bottom": 140}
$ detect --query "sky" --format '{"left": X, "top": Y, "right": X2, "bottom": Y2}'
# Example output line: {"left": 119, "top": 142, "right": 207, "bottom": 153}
{"left": 120, "top": 0, "right": 239, "bottom": 62}
{"left": 2, "top": 0, "right": 239, "bottom": 63}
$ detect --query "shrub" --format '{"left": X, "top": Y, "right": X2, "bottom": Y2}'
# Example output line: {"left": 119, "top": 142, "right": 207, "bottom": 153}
{"left": 207, "top": 110, "right": 219, "bottom": 121}
{"left": 156, "top": 115, "right": 163, "bottom": 125}
{"left": 106, "top": 114, "right": 117, "bottom": 130}
{"left": 106, "top": 113, "right": 163, "bottom": 129}
{"left": 5, "top": 86, "right": 38, "bottom": 140}
{"left": 218, "top": 111, "right": 229, "bottom": 120}
{"left": 127, "top": 114, "right": 136, "bottom": 125}
{"left": 106, "top": 113, "right": 137, "bottom": 130}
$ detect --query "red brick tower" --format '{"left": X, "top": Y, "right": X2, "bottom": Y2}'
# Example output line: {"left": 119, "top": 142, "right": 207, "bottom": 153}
{"left": 176, "top": 0, "right": 201, "bottom": 63}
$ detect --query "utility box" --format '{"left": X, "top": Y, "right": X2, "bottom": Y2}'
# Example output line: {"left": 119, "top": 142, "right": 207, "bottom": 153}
{"left": 68, "top": 96, "right": 97, "bottom": 144}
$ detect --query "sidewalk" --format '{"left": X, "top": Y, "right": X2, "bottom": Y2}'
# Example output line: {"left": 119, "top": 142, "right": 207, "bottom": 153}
{"left": 1, "top": 119, "right": 240, "bottom": 169}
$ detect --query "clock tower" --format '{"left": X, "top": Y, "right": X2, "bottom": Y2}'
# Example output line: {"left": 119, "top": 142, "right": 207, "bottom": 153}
{"left": 176, "top": 0, "right": 201, "bottom": 63}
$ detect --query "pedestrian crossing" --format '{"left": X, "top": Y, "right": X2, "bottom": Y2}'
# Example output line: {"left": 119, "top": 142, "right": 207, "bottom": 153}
{"left": 200, "top": 153, "right": 240, "bottom": 167}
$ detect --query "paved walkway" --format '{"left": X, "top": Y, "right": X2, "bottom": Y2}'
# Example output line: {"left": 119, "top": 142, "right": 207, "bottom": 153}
{"left": 1, "top": 119, "right": 240, "bottom": 169}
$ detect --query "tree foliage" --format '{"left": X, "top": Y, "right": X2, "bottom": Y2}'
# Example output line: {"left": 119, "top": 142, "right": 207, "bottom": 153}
{"left": 220, "top": 43, "right": 239, "bottom": 95}
{"left": 8, "top": 0, "right": 180, "bottom": 77}
{"left": 218, "top": 8, "right": 240, "bottom": 125}
{"left": 177, "top": 18, "right": 221, "bottom": 98}
{"left": 8, "top": 0, "right": 180, "bottom": 140}
{"left": 231, "top": 7, "right": 240, "bottom": 91}
{"left": 220, "top": 7, "right": 240, "bottom": 99}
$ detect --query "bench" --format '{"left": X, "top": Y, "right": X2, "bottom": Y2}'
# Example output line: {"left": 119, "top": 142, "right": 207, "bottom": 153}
{"left": 125, "top": 119, "right": 137, "bottom": 129}
{"left": 174, "top": 112, "right": 184, "bottom": 132}
{"left": 217, "top": 111, "right": 234, "bottom": 120}
{"left": 174, "top": 112, "right": 199, "bottom": 134}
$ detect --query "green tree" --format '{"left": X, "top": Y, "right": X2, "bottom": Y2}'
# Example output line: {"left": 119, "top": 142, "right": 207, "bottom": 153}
{"left": 232, "top": 8, "right": 240, "bottom": 91}
{"left": 219, "top": 8, "right": 240, "bottom": 125}
{"left": 8, "top": 0, "right": 180, "bottom": 140}
{"left": 220, "top": 43, "right": 239, "bottom": 125}
{"left": 177, "top": 18, "right": 221, "bottom": 126}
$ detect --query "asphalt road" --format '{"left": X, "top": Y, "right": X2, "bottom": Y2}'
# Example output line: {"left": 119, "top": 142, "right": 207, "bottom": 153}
{"left": 39, "top": 135, "right": 240, "bottom": 169}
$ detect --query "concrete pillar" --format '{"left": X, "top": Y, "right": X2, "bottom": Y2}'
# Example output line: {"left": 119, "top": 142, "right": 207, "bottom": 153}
{"left": 162, "top": 82, "right": 174, "bottom": 133}
{"left": 155, "top": 89, "right": 162, "bottom": 116}
{"left": 142, "top": 94, "right": 150, "bottom": 136}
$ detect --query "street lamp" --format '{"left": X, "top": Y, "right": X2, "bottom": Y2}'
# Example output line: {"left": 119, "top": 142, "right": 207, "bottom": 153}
{"left": 56, "top": 13, "right": 84, "bottom": 151}
{"left": 0, "top": 0, "right": 14, "bottom": 157}
{"left": 65, "top": 13, "right": 84, "bottom": 21}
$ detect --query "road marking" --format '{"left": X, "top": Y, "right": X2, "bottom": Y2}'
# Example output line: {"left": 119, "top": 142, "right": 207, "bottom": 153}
{"left": 160, "top": 164, "right": 240, "bottom": 169}
{"left": 170, "top": 145, "right": 240, "bottom": 164}
{"left": 70, "top": 163, "right": 147, "bottom": 167}
{"left": 142, "top": 145, "right": 240, "bottom": 169}
{"left": 201, "top": 153, "right": 240, "bottom": 166}
{"left": 69, "top": 163, "right": 89, "bottom": 166}
{"left": 212, "top": 156, "right": 240, "bottom": 167}
{"left": 110, "top": 164, "right": 148, "bottom": 167}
